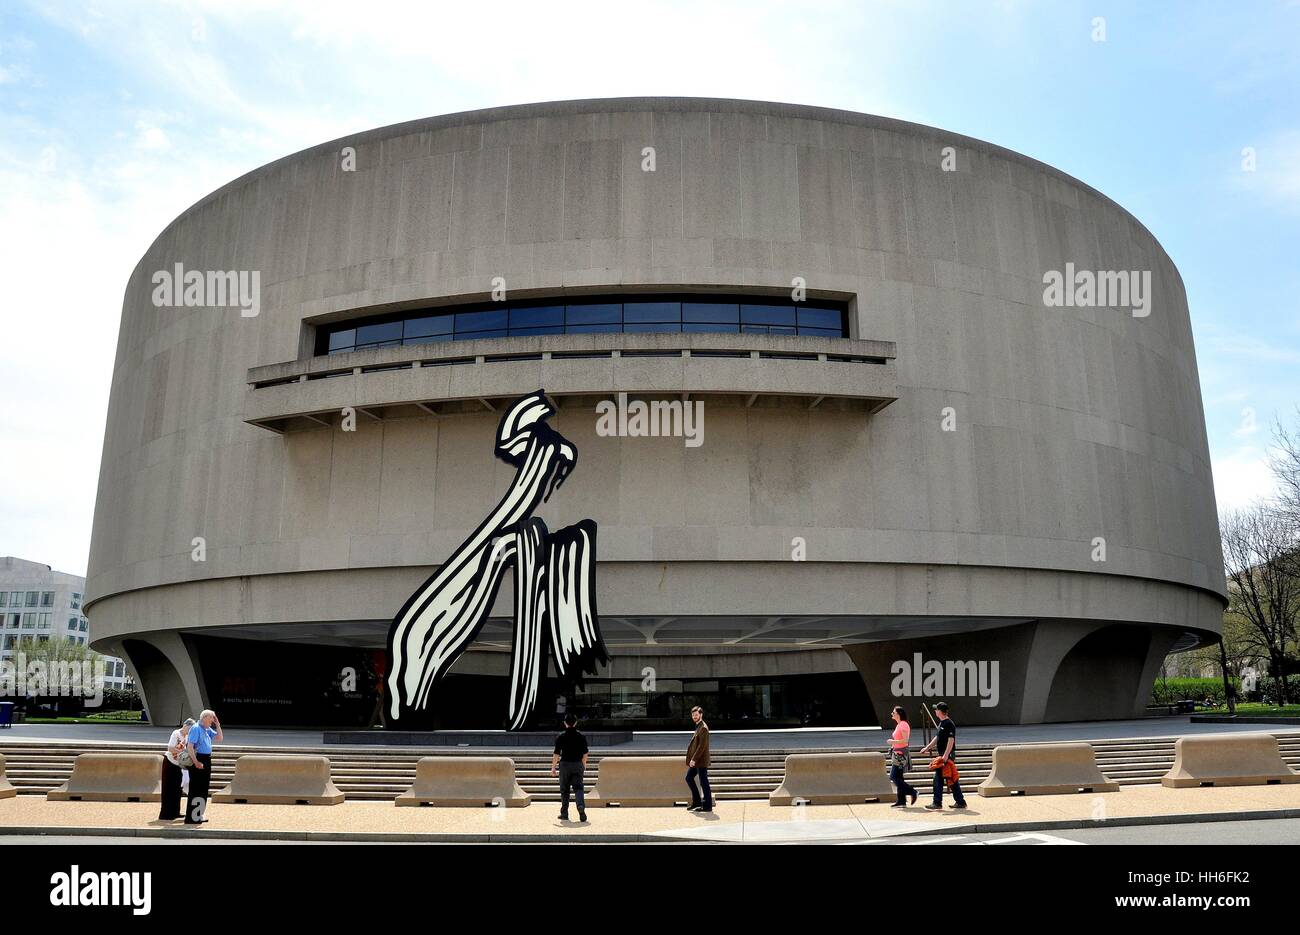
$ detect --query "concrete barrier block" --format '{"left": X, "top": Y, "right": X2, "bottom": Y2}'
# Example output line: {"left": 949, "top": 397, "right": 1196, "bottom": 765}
{"left": 212, "top": 755, "right": 345, "bottom": 805}
{"left": 587, "top": 757, "right": 688, "bottom": 807}
{"left": 1162, "top": 733, "right": 1300, "bottom": 788}
{"left": 395, "top": 756, "right": 531, "bottom": 807}
{"left": 769, "top": 752, "right": 895, "bottom": 805}
{"left": 977, "top": 742, "right": 1119, "bottom": 796}
{"left": 0, "top": 753, "right": 16, "bottom": 799}
{"left": 46, "top": 753, "right": 163, "bottom": 802}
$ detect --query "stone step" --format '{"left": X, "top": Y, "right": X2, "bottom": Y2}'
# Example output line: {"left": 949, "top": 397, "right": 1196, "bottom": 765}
{"left": 5, "top": 733, "right": 1298, "bottom": 801}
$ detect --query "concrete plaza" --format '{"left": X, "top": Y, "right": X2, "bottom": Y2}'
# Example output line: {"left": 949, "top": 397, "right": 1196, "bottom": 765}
{"left": 1, "top": 776, "right": 1298, "bottom": 844}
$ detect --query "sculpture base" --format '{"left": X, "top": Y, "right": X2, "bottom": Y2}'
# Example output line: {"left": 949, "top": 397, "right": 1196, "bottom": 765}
{"left": 324, "top": 730, "right": 633, "bottom": 747}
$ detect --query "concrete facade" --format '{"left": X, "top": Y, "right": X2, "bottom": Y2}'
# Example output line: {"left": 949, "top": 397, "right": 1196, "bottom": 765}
{"left": 85, "top": 98, "right": 1224, "bottom": 728}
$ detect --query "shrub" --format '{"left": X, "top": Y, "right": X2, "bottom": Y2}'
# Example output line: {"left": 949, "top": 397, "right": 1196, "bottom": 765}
{"left": 1151, "top": 675, "right": 1300, "bottom": 706}
{"left": 1150, "top": 677, "right": 1224, "bottom": 706}
{"left": 95, "top": 686, "right": 142, "bottom": 711}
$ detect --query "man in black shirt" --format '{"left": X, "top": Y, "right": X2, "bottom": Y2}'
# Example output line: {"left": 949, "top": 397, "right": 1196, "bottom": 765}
{"left": 919, "top": 701, "right": 967, "bottom": 810}
{"left": 551, "top": 712, "right": 589, "bottom": 822}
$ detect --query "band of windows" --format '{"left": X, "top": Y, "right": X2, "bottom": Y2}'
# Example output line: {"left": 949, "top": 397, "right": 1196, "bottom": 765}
{"left": 315, "top": 294, "right": 849, "bottom": 356}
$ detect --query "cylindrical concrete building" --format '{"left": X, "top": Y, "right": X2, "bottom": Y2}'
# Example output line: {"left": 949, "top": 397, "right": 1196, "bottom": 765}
{"left": 86, "top": 98, "right": 1224, "bottom": 729}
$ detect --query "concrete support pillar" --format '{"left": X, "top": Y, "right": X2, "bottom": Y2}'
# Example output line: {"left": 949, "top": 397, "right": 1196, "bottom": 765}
{"left": 845, "top": 620, "right": 1183, "bottom": 726}
{"left": 844, "top": 622, "right": 1039, "bottom": 727}
{"left": 1019, "top": 619, "right": 1108, "bottom": 724}
{"left": 111, "top": 632, "right": 207, "bottom": 725}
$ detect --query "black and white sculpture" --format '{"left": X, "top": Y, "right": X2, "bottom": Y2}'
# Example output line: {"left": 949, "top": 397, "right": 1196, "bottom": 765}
{"left": 385, "top": 390, "right": 606, "bottom": 730}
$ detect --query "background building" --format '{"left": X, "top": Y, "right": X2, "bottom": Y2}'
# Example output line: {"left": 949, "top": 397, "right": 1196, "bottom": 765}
{"left": 1, "top": 556, "right": 131, "bottom": 695}
{"left": 86, "top": 98, "right": 1224, "bottom": 728}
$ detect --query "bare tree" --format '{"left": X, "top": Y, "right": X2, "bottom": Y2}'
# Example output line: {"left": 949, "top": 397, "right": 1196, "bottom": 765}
{"left": 1219, "top": 505, "right": 1300, "bottom": 704}
{"left": 1271, "top": 413, "right": 1300, "bottom": 530}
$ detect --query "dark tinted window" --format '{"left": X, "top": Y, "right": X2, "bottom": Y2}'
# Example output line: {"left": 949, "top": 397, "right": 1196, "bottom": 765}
{"left": 741, "top": 304, "right": 796, "bottom": 326}
{"left": 405, "top": 315, "right": 453, "bottom": 338}
{"left": 565, "top": 322, "right": 622, "bottom": 334}
{"left": 624, "top": 321, "right": 681, "bottom": 333}
{"left": 315, "top": 294, "right": 848, "bottom": 354}
{"left": 405, "top": 332, "right": 452, "bottom": 345}
{"left": 356, "top": 321, "right": 403, "bottom": 346}
{"left": 624, "top": 302, "right": 680, "bottom": 323}
{"left": 455, "top": 309, "right": 509, "bottom": 333}
{"left": 683, "top": 302, "right": 739, "bottom": 323}
{"left": 796, "top": 307, "right": 842, "bottom": 330}
{"left": 566, "top": 304, "right": 621, "bottom": 325}
{"left": 683, "top": 321, "right": 739, "bottom": 333}
{"left": 510, "top": 306, "right": 564, "bottom": 328}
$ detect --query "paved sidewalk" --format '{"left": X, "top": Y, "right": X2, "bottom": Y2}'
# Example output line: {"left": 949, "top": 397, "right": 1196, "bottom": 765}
{"left": 2, "top": 783, "right": 1298, "bottom": 843}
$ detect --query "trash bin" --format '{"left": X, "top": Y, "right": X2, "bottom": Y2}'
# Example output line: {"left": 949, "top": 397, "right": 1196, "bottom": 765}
{"left": 0, "top": 702, "right": 14, "bottom": 728}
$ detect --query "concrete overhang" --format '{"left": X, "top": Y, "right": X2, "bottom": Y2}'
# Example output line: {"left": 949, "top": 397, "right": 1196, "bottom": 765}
{"left": 242, "top": 332, "right": 898, "bottom": 433}
{"left": 182, "top": 614, "right": 1035, "bottom": 650}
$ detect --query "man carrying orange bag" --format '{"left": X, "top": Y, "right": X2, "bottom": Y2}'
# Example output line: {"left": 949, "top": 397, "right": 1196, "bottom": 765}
{"left": 919, "top": 701, "right": 968, "bottom": 810}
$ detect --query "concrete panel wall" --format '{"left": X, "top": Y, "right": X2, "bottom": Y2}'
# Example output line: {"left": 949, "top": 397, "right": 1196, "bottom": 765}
{"left": 86, "top": 100, "right": 1224, "bottom": 692}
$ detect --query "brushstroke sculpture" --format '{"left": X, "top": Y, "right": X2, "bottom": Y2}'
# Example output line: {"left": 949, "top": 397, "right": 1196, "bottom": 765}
{"left": 385, "top": 390, "right": 606, "bottom": 730}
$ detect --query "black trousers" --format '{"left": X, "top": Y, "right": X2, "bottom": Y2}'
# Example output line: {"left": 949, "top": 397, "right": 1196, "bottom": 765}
{"left": 159, "top": 758, "right": 184, "bottom": 819}
{"left": 184, "top": 753, "right": 212, "bottom": 823}
{"left": 686, "top": 766, "right": 712, "bottom": 809}
{"left": 558, "top": 762, "right": 585, "bottom": 817}
{"left": 931, "top": 766, "right": 966, "bottom": 807}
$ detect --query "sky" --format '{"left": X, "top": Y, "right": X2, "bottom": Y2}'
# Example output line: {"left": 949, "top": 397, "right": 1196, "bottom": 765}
{"left": 0, "top": 0, "right": 1298, "bottom": 577}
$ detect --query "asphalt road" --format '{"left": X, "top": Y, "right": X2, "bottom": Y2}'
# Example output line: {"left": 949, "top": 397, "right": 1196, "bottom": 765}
{"left": 835, "top": 817, "right": 1300, "bottom": 845}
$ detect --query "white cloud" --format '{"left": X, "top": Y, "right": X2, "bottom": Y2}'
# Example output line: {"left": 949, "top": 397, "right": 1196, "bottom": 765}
{"left": 1211, "top": 444, "right": 1280, "bottom": 512}
{"left": 134, "top": 120, "right": 171, "bottom": 151}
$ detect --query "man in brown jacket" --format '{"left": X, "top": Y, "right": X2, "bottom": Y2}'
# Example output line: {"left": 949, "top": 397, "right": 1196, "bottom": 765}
{"left": 685, "top": 705, "right": 713, "bottom": 813}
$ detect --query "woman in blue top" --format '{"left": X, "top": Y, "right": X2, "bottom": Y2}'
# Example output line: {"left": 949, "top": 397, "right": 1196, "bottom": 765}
{"left": 184, "top": 709, "right": 223, "bottom": 824}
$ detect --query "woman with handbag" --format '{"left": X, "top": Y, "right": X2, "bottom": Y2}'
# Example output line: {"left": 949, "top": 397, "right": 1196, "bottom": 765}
{"left": 158, "top": 717, "right": 195, "bottom": 820}
{"left": 887, "top": 705, "right": 918, "bottom": 807}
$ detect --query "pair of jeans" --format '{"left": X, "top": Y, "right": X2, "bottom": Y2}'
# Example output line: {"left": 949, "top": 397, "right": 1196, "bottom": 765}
{"left": 686, "top": 766, "right": 712, "bottom": 810}
{"left": 931, "top": 765, "right": 966, "bottom": 807}
{"left": 557, "top": 762, "right": 585, "bottom": 817}
{"left": 890, "top": 763, "right": 917, "bottom": 805}
{"left": 185, "top": 753, "right": 212, "bottom": 824}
